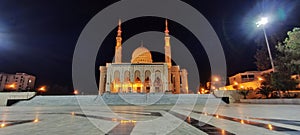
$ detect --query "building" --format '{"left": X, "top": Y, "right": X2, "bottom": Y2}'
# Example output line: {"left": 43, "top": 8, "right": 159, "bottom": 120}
{"left": 218, "top": 69, "right": 300, "bottom": 91}
{"left": 207, "top": 76, "right": 226, "bottom": 91}
{"left": 0, "top": 73, "right": 36, "bottom": 91}
{"left": 98, "top": 20, "right": 188, "bottom": 94}
{"left": 291, "top": 74, "right": 300, "bottom": 89}
{"left": 219, "top": 69, "right": 273, "bottom": 90}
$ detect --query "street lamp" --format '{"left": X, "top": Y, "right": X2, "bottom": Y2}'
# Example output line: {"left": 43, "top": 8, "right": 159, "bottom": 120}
{"left": 214, "top": 77, "right": 219, "bottom": 82}
{"left": 37, "top": 86, "right": 47, "bottom": 95}
{"left": 8, "top": 83, "right": 16, "bottom": 89}
{"left": 256, "top": 17, "right": 275, "bottom": 71}
{"left": 74, "top": 90, "right": 79, "bottom": 95}
{"left": 258, "top": 77, "right": 264, "bottom": 81}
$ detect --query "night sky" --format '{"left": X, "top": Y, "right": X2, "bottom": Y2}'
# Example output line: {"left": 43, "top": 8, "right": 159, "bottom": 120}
{"left": 0, "top": 0, "right": 300, "bottom": 94}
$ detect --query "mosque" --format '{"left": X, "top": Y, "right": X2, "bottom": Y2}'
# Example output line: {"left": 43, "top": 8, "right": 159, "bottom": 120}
{"left": 98, "top": 20, "right": 188, "bottom": 94}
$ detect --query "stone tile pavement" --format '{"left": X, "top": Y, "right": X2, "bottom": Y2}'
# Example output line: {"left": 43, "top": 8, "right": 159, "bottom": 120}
{"left": 0, "top": 100, "right": 300, "bottom": 134}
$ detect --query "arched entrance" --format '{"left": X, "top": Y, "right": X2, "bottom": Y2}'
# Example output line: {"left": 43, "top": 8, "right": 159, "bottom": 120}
{"left": 154, "top": 70, "right": 163, "bottom": 93}
{"left": 112, "top": 70, "right": 120, "bottom": 93}
{"left": 123, "top": 70, "right": 131, "bottom": 93}
{"left": 133, "top": 70, "right": 143, "bottom": 93}
{"left": 145, "top": 70, "right": 151, "bottom": 93}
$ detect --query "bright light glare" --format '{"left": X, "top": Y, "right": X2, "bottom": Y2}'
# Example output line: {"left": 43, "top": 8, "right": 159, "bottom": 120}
{"left": 256, "top": 17, "right": 269, "bottom": 27}
{"left": 38, "top": 86, "right": 46, "bottom": 92}
{"left": 74, "top": 90, "right": 79, "bottom": 95}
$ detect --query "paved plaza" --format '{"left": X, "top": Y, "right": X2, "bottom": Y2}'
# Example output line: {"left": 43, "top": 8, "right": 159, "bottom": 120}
{"left": 0, "top": 96, "right": 300, "bottom": 135}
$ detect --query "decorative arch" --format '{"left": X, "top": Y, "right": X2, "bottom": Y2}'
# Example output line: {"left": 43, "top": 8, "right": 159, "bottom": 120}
{"left": 123, "top": 70, "right": 131, "bottom": 93}
{"left": 112, "top": 70, "right": 120, "bottom": 93}
{"left": 144, "top": 70, "right": 151, "bottom": 93}
{"left": 154, "top": 70, "right": 163, "bottom": 93}
{"left": 124, "top": 70, "right": 130, "bottom": 82}
{"left": 134, "top": 70, "right": 141, "bottom": 80}
{"left": 133, "top": 70, "right": 142, "bottom": 93}
{"left": 113, "top": 70, "right": 120, "bottom": 81}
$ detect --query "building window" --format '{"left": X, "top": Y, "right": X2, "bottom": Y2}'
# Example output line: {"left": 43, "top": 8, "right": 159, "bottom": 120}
{"left": 248, "top": 75, "right": 255, "bottom": 78}
{"left": 241, "top": 75, "right": 247, "bottom": 79}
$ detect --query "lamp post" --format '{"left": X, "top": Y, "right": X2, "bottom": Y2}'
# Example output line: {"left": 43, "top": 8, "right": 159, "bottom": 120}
{"left": 256, "top": 17, "right": 275, "bottom": 71}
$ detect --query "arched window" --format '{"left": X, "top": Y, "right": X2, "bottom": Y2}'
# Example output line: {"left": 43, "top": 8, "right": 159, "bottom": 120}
{"left": 114, "top": 70, "right": 120, "bottom": 82}
{"left": 124, "top": 71, "right": 130, "bottom": 82}
{"left": 123, "top": 71, "right": 131, "bottom": 93}
{"left": 145, "top": 70, "right": 151, "bottom": 93}
{"left": 112, "top": 70, "right": 120, "bottom": 93}
{"left": 134, "top": 70, "right": 141, "bottom": 80}
{"left": 154, "top": 70, "right": 163, "bottom": 92}
{"left": 133, "top": 70, "right": 142, "bottom": 93}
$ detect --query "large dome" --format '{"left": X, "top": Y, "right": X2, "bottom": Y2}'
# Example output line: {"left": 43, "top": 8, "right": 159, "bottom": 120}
{"left": 131, "top": 46, "right": 153, "bottom": 64}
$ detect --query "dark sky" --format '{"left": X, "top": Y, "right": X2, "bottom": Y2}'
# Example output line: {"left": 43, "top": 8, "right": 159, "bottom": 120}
{"left": 0, "top": 0, "right": 299, "bottom": 94}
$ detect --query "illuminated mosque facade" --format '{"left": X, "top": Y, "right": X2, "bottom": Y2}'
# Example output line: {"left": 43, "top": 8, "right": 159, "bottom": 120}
{"left": 98, "top": 20, "right": 188, "bottom": 94}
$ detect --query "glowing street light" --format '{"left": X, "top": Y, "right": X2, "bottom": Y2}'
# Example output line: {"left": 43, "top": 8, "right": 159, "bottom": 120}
{"left": 200, "top": 88, "right": 205, "bottom": 94}
{"left": 37, "top": 86, "right": 47, "bottom": 95}
{"left": 8, "top": 84, "right": 16, "bottom": 89}
{"left": 214, "top": 77, "right": 219, "bottom": 82}
{"left": 38, "top": 86, "right": 46, "bottom": 92}
{"left": 74, "top": 90, "right": 79, "bottom": 95}
{"left": 5, "top": 83, "right": 16, "bottom": 91}
{"left": 256, "top": 17, "right": 268, "bottom": 27}
{"left": 234, "top": 81, "right": 239, "bottom": 85}
{"left": 256, "top": 17, "right": 275, "bottom": 72}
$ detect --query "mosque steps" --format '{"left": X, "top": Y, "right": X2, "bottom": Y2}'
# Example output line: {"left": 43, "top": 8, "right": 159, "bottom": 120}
{"left": 14, "top": 94, "right": 226, "bottom": 106}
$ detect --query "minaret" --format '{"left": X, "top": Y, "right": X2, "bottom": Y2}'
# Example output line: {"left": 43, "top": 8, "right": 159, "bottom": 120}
{"left": 165, "top": 19, "right": 174, "bottom": 93}
{"left": 115, "top": 19, "right": 122, "bottom": 63}
{"left": 164, "top": 19, "right": 172, "bottom": 68}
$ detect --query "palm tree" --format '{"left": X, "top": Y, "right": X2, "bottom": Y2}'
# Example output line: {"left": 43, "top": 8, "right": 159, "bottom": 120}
{"left": 238, "top": 90, "right": 250, "bottom": 99}
{"left": 257, "top": 85, "right": 273, "bottom": 99}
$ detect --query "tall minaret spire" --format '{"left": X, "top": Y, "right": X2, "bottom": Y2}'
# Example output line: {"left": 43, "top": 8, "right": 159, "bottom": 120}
{"left": 164, "top": 19, "right": 172, "bottom": 67}
{"left": 115, "top": 19, "right": 122, "bottom": 63}
{"left": 165, "top": 19, "right": 169, "bottom": 36}
{"left": 117, "top": 19, "right": 122, "bottom": 37}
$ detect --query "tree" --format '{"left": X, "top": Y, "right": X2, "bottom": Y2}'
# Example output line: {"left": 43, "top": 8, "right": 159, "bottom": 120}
{"left": 257, "top": 85, "right": 273, "bottom": 99}
{"left": 257, "top": 72, "right": 297, "bottom": 98}
{"left": 276, "top": 28, "right": 300, "bottom": 75}
{"left": 257, "top": 73, "right": 274, "bottom": 98}
{"left": 238, "top": 90, "right": 250, "bottom": 99}
{"left": 270, "top": 72, "right": 297, "bottom": 97}
{"left": 254, "top": 46, "right": 271, "bottom": 71}
{"left": 254, "top": 27, "right": 299, "bottom": 97}
{"left": 270, "top": 27, "right": 300, "bottom": 95}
